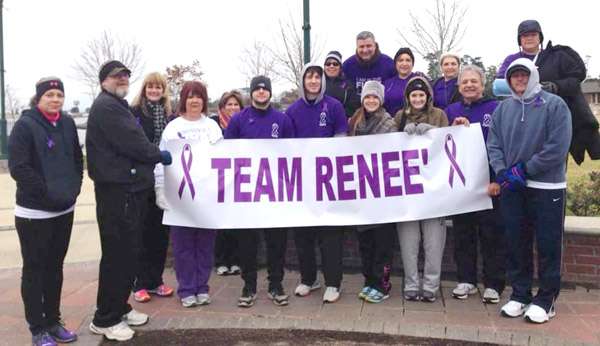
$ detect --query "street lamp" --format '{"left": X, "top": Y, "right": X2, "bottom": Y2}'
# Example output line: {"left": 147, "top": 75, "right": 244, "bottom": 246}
{"left": 302, "top": 0, "right": 310, "bottom": 64}
{"left": 0, "top": 0, "right": 6, "bottom": 160}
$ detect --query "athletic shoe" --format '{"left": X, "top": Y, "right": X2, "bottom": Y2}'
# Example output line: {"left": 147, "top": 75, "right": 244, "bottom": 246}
{"left": 216, "top": 266, "right": 229, "bottom": 276}
{"left": 89, "top": 321, "right": 134, "bottom": 341}
{"left": 47, "top": 323, "right": 77, "bottom": 343}
{"left": 122, "top": 309, "right": 149, "bottom": 326}
{"left": 403, "top": 290, "right": 420, "bottom": 301}
{"left": 268, "top": 287, "right": 289, "bottom": 306}
{"left": 32, "top": 332, "right": 57, "bottom": 346}
{"left": 196, "top": 293, "right": 211, "bottom": 305}
{"left": 452, "top": 283, "right": 477, "bottom": 300}
{"left": 238, "top": 287, "right": 257, "bottom": 308}
{"left": 181, "top": 295, "right": 197, "bottom": 308}
{"left": 147, "top": 284, "right": 174, "bottom": 297}
{"left": 524, "top": 304, "right": 555, "bottom": 324}
{"left": 364, "top": 288, "right": 389, "bottom": 303}
{"left": 294, "top": 281, "right": 321, "bottom": 297}
{"left": 422, "top": 290, "right": 437, "bottom": 303}
{"left": 228, "top": 265, "right": 241, "bottom": 275}
{"left": 323, "top": 287, "right": 341, "bottom": 303}
{"left": 133, "top": 289, "right": 151, "bottom": 303}
{"left": 358, "top": 286, "right": 372, "bottom": 300}
{"left": 500, "top": 300, "right": 529, "bottom": 318}
{"left": 482, "top": 288, "right": 500, "bottom": 304}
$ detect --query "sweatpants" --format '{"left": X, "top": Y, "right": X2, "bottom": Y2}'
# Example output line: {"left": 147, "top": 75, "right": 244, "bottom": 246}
{"left": 15, "top": 212, "right": 74, "bottom": 335}
{"left": 214, "top": 229, "right": 240, "bottom": 268}
{"left": 92, "top": 184, "right": 149, "bottom": 328}
{"left": 170, "top": 226, "right": 216, "bottom": 298}
{"left": 452, "top": 196, "right": 506, "bottom": 293}
{"left": 134, "top": 191, "right": 169, "bottom": 292}
{"left": 294, "top": 226, "right": 343, "bottom": 288}
{"left": 357, "top": 223, "right": 395, "bottom": 293}
{"left": 501, "top": 187, "right": 565, "bottom": 312}
{"left": 237, "top": 228, "right": 287, "bottom": 292}
{"left": 397, "top": 218, "right": 447, "bottom": 294}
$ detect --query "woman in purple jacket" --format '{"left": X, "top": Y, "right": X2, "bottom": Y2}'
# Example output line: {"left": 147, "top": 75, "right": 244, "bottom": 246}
{"left": 383, "top": 47, "right": 427, "bottom": 116}
{"left": 432, "top": 53, "right": 462, "bottom": 109}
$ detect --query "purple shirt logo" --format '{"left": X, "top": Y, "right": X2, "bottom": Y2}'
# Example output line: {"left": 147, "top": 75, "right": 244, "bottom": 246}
{"left": 482, "top": 113, "right": 492, "bottom": 127}
{"left": 271, "top": 123, "right": 279, "bottom": 138}
{"left": 319, "top": 112, "right": 327, "bottom": 127}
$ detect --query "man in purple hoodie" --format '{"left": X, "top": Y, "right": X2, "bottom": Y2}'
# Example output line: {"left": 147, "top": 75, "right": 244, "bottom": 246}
{"left": 342, "top": 31, "right": 396, "bottom": 96}
{"left": 224, "top": 76, "right": 294, "bottom": 308}
{"left": 285, "top": 63, "right": 348, "bottom": 303}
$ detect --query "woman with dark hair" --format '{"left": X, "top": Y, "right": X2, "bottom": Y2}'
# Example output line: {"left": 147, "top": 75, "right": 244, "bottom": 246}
{"left": 129, "top": 72, "right": 175, "bottom": 303}
{"left": 8, "top": 77, "right": 83, "bottom": 346}
{"left": 154, "top": 81, "right": 223, "bottom": 308}
{"left": 383, "top": 47, "right": 428, "bottom": 116}
{"left": 213, "top": 90, "right": 243, "bottom": 276}
{"left": 323, "top": 51, "right": 361, "bottom": 117}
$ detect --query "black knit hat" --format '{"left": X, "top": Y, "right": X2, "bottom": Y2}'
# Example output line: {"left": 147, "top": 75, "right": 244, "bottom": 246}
{"left": 394, "top": 47, "right": 415, "bottom": 63}
{"left": 250, "top": 75, "right": 272, "bottom": 94}
{"left": 35, "top": 77, "right": 64, "bottom": 100}
{"left": 506, "top": 64, "right": 531, "bottom": 80}
{"left": 405, "top": 78, "right": 431, "bottom": 99}
{"left": 98, "top": 60, "right": 131, "bottom": 83}
{"left": 517, "top": 20, "right": 544, "bottom": 46}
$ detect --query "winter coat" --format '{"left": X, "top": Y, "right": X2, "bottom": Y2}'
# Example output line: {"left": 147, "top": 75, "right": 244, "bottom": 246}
{"left": 325, "top": 75, "right": 361, "bottom": 117}
{"left": 394, "top": 76, "right": 449, "bottom": 130}
{"left": 432, "top": 77, "right": 461, "bottom": 109}
{"left": 342, "top": 48, "right": 396, "bottom": 95}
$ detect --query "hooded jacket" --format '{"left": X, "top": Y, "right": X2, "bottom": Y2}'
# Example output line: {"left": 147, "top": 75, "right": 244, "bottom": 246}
{"left": 487, "top": 58, "right": 572, "bottom": 188}
{"left": 445, "top": 96, "right": 498, "bottom": 142}
{"left": 383, "top": 71, "right": 429, "bottom": 116}
{"left": 342, "top": 46, "right": 396, "bottom": 95}
{"left": 286, "top": 63, "right": 348, "bottom": 138}
{"left": 432, "top": 76, "right": 461, "bottom": 109}
{"left": 394, "top": 76, "right": 449, "bottom": 131}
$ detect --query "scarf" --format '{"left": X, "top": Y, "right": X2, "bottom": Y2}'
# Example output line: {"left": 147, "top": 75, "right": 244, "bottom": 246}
{"left": 38, "top": 107, "right": 60, "bottom": 125}
{"left": 351, "top": 107, "right": 396, "bottom": 136}
{"left": 146, "top": 101, "right": 167, "bottom": 145}
{"left": 218, "top": 109, "right": 232, "bottom": 129}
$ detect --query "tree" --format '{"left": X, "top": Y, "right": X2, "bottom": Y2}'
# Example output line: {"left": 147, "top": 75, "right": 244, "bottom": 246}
{"left": 239, "top": 40, "right": 277, "bottom": 85}
{"left": 484, "top": 65, "right": 498, "bottom": 96}
{"left": 72, "top": 30, "right": 144, "bottom": 98}
{"left": 5, "top": 84, "right": 22, "bottom": 119}
{"left": 165, "top": 60, "right": 204, "bottom": 107}
{"left": 397, "top": 0, "right": 468, "bottom": 77}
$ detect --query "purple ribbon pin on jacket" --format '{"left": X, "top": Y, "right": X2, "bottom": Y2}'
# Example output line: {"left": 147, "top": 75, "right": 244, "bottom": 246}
{"left": 178, "top": 143, "right": 196, "bottom": 199}
{"left": 444, "top": 133, "right": 466, "bottom": 188}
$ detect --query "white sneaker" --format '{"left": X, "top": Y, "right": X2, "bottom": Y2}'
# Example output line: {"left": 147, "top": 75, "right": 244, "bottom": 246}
{"left": 323, "top": 287, "right": 341, "bottom": 303}
{"left": 229, "top": 265, "right": 241, "bottom": 275}
{"left": 89, "top": 321, "right": 134, "bottom": 341}
{"left": 122, "top": 309, "right": 149, "bottom": 326}
{"left": 181, "top": 295, "right": 197, "bottom": 308}
{"left": 524, "top": 304, "right": 555, "bottom": 324}
{"left": 216, "top": 266, "right": 229, "bottom": 276}
{"left": 452, "top": 283, "right": 477, "bottom": 299}
{"left": 294, "top": 281, "right": 321, "bottom": 297}
{"left": 501, "top": 300, "right": 529, "bottom": 318}
{"left": 482, "top": 288, "right": 500, "bottom": 304}
{"left": 196, "top": 293, "right": 211, "bottom": 305}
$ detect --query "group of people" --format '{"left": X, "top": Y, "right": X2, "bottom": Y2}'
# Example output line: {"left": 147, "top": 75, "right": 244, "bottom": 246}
{"left": 8, "top": 19, "right": 599, "bottom": 345}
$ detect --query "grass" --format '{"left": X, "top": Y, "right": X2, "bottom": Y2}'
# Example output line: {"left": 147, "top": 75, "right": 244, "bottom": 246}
{"left": 567, "top": 154, "right": 600, "bottom": 184}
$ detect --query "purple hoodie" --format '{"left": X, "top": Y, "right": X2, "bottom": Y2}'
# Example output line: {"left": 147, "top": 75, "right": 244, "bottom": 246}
{"left": 432, "top": 77, "right": 459, "bottom": 109}
{"left": 444, "top": 96, "right": 498, "bottom": 141}
{"left": 383, "top": 72, "right": 427, "bottom": 116}
{"left": 224, "top": 106, "right": 295, "bottom": 139}
{"left": 342, "top": 53, "right": 396, "bottom": 95}
{"left": 496, "top": 51, "right": 537, "bottom": 78}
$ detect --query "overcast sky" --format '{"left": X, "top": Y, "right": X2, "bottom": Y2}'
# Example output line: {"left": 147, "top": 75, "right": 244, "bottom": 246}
{"left": 3, "top": 0, "right": 598, "bottom": 110}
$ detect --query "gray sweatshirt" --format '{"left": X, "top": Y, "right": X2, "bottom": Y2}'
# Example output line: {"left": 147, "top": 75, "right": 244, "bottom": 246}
{"left": 487, "top": 58, "right": 572, "bottom": 188}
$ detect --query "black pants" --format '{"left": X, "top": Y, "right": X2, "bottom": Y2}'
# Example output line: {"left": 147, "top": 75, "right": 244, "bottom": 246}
{"left": 357, "top": 224, "right": 395, "bottom": 293}
{"left": 237, "top": 228, "right": 287, "bottom": 292}
{"left": 15, "top": 212, "right": 73, "bottom": 335}
{"left": 294, "top": 227, "right": 343, "bottom": 288}
{"left": 92, "top": 184, "right": 149, "bottom": 328}
{"left": 214, "top": 229, "right": 239, "bottom": 268}
{"left": 134, "top": 191, "right": 169, "bottom": 291}
{"left": 452, "top": 197, "right": 506, "bottom": 293}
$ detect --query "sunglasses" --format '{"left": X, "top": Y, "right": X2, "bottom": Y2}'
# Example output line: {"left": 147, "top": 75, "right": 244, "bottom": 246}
{"left": 325, "top": 61, "right": 340, "bottom": 67}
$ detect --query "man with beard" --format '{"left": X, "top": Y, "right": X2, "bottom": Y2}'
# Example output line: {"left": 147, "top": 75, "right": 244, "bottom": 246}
{"left": 86, "top": 60, "right": 172, "bottom": 341}
{"left": 342, "top": 31, "right": 396, "bottom": 95}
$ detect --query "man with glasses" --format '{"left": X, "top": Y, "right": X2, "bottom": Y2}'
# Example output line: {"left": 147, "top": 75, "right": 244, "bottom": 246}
{"left": 86, "top": 60, "right": 172, "bottom": 341}
{"left": 324, "top": 51, "right": 360, "bottom": 117}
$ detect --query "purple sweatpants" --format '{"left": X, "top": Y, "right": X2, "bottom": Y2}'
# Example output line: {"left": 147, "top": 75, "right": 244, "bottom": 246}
{"left": 170, "top": 226, "right": 216, "bottom": 298}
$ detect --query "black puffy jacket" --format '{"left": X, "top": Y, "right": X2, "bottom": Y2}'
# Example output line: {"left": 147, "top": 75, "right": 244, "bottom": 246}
{"left": 325, "top": 75, "right": 361, "bottom": 117}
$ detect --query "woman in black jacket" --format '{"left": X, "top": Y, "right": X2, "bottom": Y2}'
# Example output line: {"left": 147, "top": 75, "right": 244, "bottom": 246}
{"left": 8, "top": 77, "right": 83, "bottom": 346}
{"left": 129, "top": 72, "right": 175, "bottom": 303}
{"left": 324, "top": 51, "right": 361, "bottom": 117}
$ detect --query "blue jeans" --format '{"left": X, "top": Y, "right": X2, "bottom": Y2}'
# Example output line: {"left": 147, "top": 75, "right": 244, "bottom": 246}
{"left": 500, "top": 187, "right": 565, "bottom": 312}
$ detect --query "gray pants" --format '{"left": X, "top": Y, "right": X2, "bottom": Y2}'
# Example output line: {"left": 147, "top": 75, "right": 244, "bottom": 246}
{"left": 397, "top": 218, "right": 447, "bottom": 294}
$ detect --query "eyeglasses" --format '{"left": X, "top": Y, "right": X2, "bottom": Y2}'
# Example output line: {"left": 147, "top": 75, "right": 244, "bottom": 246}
{"left": 325, "top": 62, "right": 340, "bottom": 67}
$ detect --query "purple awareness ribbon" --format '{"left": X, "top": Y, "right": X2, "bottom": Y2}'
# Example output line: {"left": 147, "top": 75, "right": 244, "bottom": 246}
{"left": 444, "top": 134, "right": 466, "bottom": 188}
{"left": 178, "top": 144, "right": 196, "bottom": 199}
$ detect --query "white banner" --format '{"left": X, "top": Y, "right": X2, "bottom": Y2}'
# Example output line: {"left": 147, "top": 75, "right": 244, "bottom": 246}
{"left": 162, "top": 124, "right": 492, "bottom": 229}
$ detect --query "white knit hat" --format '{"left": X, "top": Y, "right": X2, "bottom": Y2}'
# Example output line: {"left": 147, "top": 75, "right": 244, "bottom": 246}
{"left": 361, "top": 80, "right": 385, "bottom": 104}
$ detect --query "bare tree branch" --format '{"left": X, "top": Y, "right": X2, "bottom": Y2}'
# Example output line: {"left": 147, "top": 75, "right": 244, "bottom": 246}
{"left": 165, "top": 60, "right": 204, "bottom": 106}
{"left": 238, "top": 40, "right": 278, "bottom": 84}
{"left": 5, "top": 84, "right": 22, "bottom": 119}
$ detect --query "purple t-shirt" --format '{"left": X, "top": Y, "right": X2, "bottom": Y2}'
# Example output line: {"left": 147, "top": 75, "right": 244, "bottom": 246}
{"left": 224, "top": 106, "right": 295, "bottom": 139}
{"left": 342, "top": 53, "right": 396, "bottom": 95}
{"left": 285, "top": 95, "right": 348, "bottom": 138}
{"left": 496, "top": 51, "right": 537, "bottom": 78}
{"left": 432, "top": 77, "right": 458, "bottom": 109}
{"left": 444, "top": 97, "right": 498, "bottom": 141}
{"left": 383, "top": 72, "right": 426, "bottom": 116}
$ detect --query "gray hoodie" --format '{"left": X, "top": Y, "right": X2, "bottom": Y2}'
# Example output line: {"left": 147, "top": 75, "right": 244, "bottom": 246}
{"left": 487, "top": 58, "right": 572, "bottom": 188}
{"left": 298, "top": 62, "right": 326, "bottom": 104}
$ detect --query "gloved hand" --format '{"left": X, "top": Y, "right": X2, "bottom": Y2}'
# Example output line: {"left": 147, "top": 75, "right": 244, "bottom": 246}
{"left": 541, "top": 81, "right": 559, "bottom": 94}
{"left": 155, "top": 186, "right": 169, "bottom": 210}
{"left": 404, "top": 122, "right": 417, "bottom": 135}
{"left": 160, "top": 150, "right": 172, "bottom": 165}
{"left": 415, "top": 123, "right": 436, "bottom": 135}
{"left": 496, "top": 162, "right": 527, "bottom": 192}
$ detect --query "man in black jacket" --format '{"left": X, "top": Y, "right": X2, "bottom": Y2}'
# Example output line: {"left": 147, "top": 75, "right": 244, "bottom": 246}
{"left": 86, "top": 60, "right": 172, "bottom": 342}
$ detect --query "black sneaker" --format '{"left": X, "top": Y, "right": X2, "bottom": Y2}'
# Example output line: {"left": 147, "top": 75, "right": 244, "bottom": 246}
{"left": 237, "top": 287, "right": 256, "bottom": 308}
{"left": 421, "top": 290, "right": 437, "bottom": 303}
{"left": 267, "top": 287, "right": 289, "bottom": 306}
